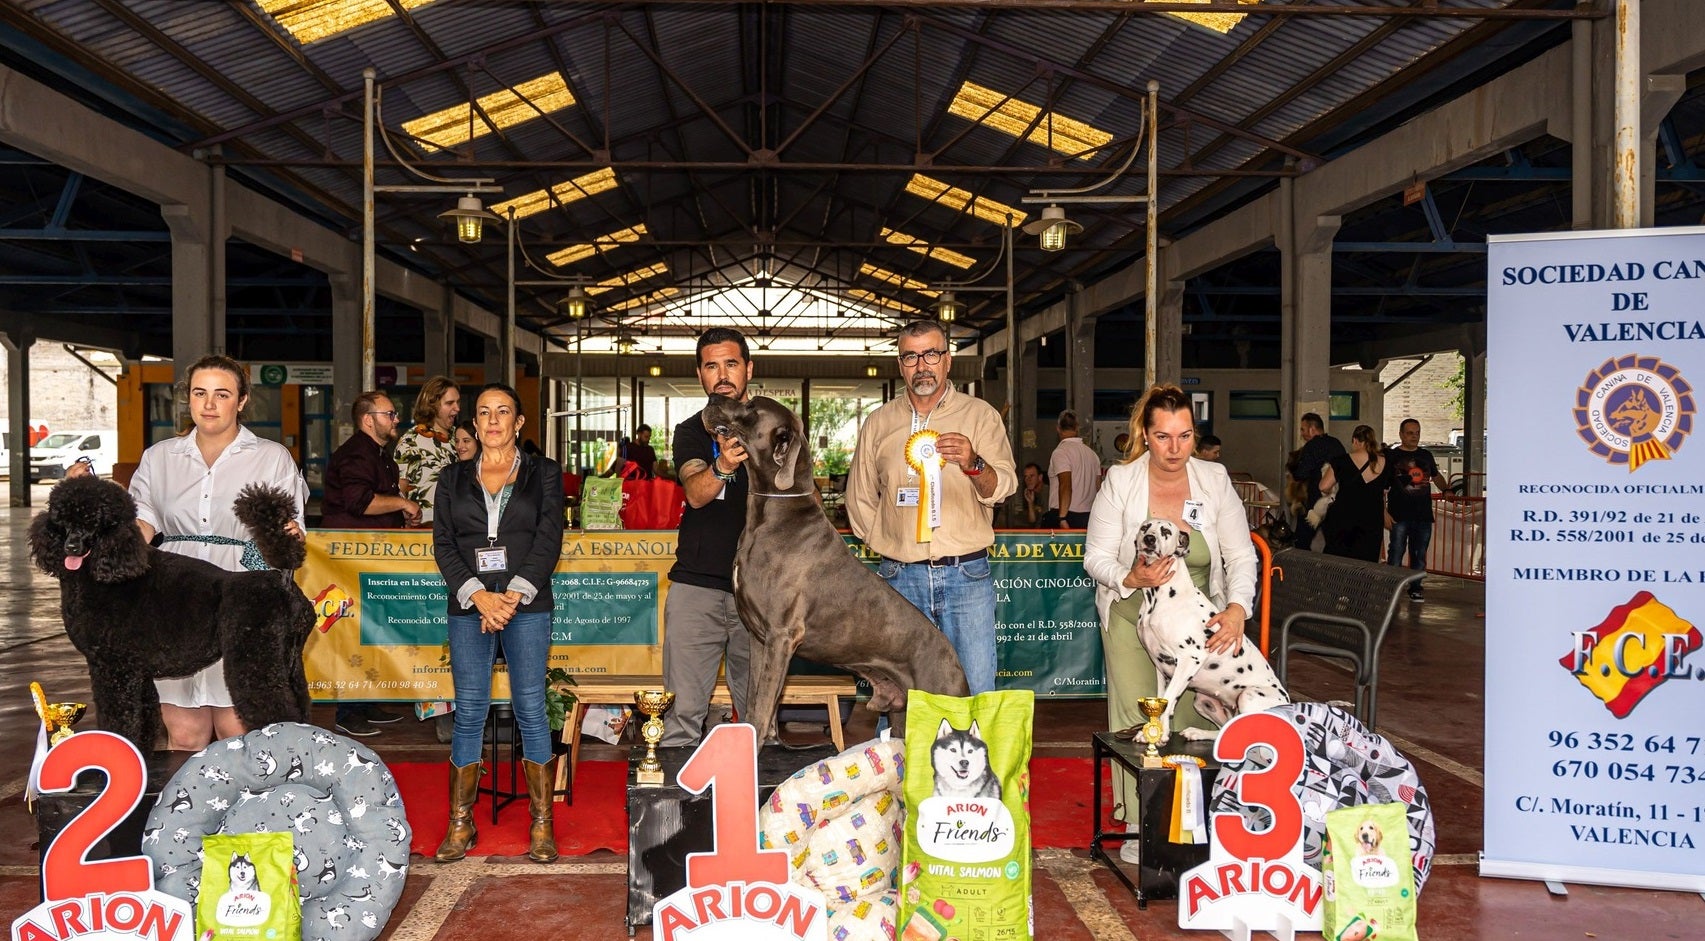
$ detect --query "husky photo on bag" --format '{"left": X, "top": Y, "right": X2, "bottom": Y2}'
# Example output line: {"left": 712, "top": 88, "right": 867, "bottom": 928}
{"left": 902, "top": 689, "right": 1035, "bottom": 941}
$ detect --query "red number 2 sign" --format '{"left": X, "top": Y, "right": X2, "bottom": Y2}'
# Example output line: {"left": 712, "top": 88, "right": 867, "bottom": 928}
{"left": 675, "top": 723, "right": 789, "bottom": 889}
{"left": 36, "top": 731, "right": 154, "bottom": 901}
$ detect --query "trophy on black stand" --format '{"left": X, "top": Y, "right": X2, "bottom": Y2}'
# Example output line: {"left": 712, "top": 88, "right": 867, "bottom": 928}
{"left": 633, "top": 690, "right": 676, "bottom": 786}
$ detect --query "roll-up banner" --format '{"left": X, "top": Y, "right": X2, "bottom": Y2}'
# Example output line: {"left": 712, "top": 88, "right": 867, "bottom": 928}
{"left": 1484, "top": 227, "right": 1705, "bottom": 891}
{"left": 297, "top": 530, "right": 1103, "bottom": 702}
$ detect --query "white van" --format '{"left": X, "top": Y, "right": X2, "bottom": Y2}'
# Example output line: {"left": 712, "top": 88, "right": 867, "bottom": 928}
{"left": 30, "top": 430, "right": 116, "bottom": 481}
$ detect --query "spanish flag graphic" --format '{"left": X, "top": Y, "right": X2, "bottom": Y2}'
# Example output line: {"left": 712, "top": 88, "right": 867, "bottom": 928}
{"left": 312, "top": 583, "right": 354, "bottom": 634}
{"left": 1560, "top": 591, "right": 1702, "bottom": 718}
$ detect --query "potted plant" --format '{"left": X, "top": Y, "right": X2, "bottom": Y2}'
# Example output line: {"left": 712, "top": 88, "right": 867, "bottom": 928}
{"left": 545, "top": 667, "right": 579, "bottom": 747}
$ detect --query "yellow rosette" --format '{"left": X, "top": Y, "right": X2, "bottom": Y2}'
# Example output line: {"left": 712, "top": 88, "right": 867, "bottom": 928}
{"left": 905, "top": 430, "right": 945, "bottom": 543}
{"left": 1164, "top": 754, "right": 1208, "bottom": 844}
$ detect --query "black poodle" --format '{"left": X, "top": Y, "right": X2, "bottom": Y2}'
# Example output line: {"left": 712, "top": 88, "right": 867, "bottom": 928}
{"left": 28, "top": 475, "right": 316, "bottom": 751}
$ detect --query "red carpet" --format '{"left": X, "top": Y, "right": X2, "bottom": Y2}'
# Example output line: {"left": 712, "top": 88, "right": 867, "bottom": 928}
{"left": 398, "top": 760, "right": 630, "bottom": 858}
{"left": 1029, "top": 757, "right": 1106, "bottom": 850}
{"left": 395, "top": 757, "right": 1098, "bottom": 857}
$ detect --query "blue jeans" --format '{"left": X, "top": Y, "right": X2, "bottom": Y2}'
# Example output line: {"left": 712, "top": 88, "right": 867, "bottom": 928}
{"left": 448, "top": 610, "right": 554, "bottom": 767}
{"left": 1388, "top": 520, "right": 1432, "bottom": 575}
{"left": 876, "top": 555, "right": 997, "bottom": 694}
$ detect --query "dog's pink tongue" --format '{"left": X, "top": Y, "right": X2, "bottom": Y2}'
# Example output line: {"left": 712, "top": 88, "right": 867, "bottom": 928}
{"left": 63, "top": 554, "right": 86, "bottom": 571}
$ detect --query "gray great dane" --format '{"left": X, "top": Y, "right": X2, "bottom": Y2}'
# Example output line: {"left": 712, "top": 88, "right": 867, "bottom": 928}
{"left": 701, "top": 394, "right": 970, "bottom": 742}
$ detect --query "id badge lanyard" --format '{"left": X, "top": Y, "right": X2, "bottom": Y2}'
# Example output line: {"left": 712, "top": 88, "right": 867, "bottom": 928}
{"left": 476, "top": 455, "right": 518, "bottom": 581}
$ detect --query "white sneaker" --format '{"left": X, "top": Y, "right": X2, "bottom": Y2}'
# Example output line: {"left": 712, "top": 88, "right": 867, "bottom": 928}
{"left": 1119, "top": 839, "right": 1142, "bottom": 865}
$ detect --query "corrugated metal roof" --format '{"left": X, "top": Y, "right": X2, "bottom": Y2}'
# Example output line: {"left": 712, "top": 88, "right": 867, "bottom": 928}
{"left": 0, "top": 0, "right": 1559, "bottom": 342}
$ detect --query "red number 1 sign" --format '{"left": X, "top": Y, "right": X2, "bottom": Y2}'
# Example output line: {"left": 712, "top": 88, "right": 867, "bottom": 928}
{"left": 652, "top": 724, "right": 827, "bottom": 941}
{"left": 12, "top": 731, "right": 193, "bottom": 941}
{"left": 1178, "top": 712, "right": 1324, "bottom": 936}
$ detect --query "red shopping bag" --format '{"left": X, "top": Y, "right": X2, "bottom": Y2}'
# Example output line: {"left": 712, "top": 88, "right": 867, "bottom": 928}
{"left": 620, "top": 477, "right": 686, "bottom": 530}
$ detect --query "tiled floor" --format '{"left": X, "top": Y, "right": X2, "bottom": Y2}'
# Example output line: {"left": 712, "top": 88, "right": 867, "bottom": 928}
{"left": 1, "top": 502, "right": 1695, "bottom": 939}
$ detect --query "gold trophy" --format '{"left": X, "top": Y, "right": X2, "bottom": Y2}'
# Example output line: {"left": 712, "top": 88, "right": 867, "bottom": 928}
{"left": 633, "top": 689, "right": 676, "bottom": 786}
{"left": 1135, "top": 697, "right": 1169, "bottom": 769}
{"left": 31, "top": 681, "right": 87, "bottom": 748}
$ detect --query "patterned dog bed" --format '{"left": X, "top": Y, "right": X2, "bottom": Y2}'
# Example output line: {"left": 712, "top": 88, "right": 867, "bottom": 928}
{"left": 142, "top": 723, "right": 411, "bottom": 941}
{"left": 1206, "top": 703, "right": 1437, "bottom": 891}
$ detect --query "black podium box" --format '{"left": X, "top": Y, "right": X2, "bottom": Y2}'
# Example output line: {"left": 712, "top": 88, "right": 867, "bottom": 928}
{"left": 32, "top": 749, "right": 189, "bottom": 901}
{"left": 626, "top": 742, "right": 838, "bottom": 933}
{"left": 1090, "top": 731, "right": 1221, "bottom": 907}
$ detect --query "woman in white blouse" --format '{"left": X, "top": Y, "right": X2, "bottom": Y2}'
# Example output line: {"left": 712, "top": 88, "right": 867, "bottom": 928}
{"left": 1082, "top": 385, "right": 1257, "bottom": 856}
{"left": 127, "top": 354, "right": 308, "bottom": 750}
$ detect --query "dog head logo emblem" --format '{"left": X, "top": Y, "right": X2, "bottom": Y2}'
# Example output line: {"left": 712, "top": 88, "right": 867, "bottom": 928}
{"left": 1560, "top": 590, "right": 1702, "bottom": 718}
{"left": 1574, "top": 355, "right": 1695, "bottom": 472}
{"left": 313, "top": 584, "right": 354, "bottom": 634}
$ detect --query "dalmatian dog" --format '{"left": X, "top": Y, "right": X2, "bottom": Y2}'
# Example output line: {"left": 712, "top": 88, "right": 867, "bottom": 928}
{"left": 1131, "top": 517, "right": 1289, "bottom": 740}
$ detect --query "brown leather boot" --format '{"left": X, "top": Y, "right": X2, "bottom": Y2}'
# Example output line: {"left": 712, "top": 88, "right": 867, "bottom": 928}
{"left": 434, "top": 761, "right": 482, "bottom": 862}
{"left": 523, "top": 758, "right": 559, "bottom": 863}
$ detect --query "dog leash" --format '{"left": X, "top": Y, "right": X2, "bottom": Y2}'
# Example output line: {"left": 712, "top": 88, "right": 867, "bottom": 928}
{"left": 160, "top": 533, "right": 268, "bottom": 571}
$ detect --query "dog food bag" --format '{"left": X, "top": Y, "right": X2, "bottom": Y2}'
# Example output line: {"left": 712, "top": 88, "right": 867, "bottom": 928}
{"left": 901, "top": 689, "right": 1035, "bottom": 941}
{"left": 196, "top": 832, "right": 301, "bottom": 941}
{"left": 1322, "top": 802, "right": 1418, "bottom": 941}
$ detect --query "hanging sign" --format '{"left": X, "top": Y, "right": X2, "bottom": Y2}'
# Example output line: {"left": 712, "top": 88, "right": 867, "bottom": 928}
{"left": 1483, "top": 227, "right": 1705, "bottom": 892}
{"left": 12, "top": 731, "right": 194, "bottom": 941}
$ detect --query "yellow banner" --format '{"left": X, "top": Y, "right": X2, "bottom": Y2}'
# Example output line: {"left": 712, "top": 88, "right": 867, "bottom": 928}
{"left": 296, "top": 530, "right": 676, "bottom": 701}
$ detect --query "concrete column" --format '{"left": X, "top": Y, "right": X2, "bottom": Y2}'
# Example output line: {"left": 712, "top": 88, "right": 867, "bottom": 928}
{"left": 422, "top": 305, "right": 451, "bottom": 379}
{"left": 481, "top": 336, "right": 502, "bottom": 389}
{"left": 1155, "top": 276, "right": 1185, "bottom": 388}
{"left": 1279, "top": 176, "right": 1341, "bottom": 486}
{"left": 3, "top": 329, "right": 33, "bottom": 507}
{"left": 161, "top": 202, "right": 220, "bottom": 371}
{"left": 1065, "top": 290, "right": 1096, "bottom": 427}
{"left": 329, "top": 275, "right": 361, "bottom": 441}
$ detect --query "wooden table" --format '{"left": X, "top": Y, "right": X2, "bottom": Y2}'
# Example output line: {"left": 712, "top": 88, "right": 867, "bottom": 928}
{"left": 554, "top": 674, "right": 857, "bottom": 793}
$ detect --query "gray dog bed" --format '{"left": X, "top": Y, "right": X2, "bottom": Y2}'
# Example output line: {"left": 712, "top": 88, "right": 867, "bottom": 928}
{"left": 142, "top": 723, "right": 410, "bottom": 941}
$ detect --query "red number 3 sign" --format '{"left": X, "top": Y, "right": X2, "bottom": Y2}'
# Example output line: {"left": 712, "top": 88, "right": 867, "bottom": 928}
{"left": 1178, "top": 712, "right": 1325, "bottom": 934}
{"left": 12, "top": 731, "right": 193, "bottom": 941}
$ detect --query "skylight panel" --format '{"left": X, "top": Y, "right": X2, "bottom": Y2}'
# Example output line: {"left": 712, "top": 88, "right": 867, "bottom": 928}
{"left": 586, "top": 262, "right": 669, "bottom": 296}
{"left": 403, "top": 73, "right": 576, "bottom": 151}
{"left": 880, "top": 228, "right": 976, "bottom": 270}
{"left": 947, "top": 81, "right": 1113, "bottom": 160}
{"left": 1139, "top": 0, "right": 1261, "bottom": 35}
{"left": 903, "top": 175, "right": 1027, "bottom": 227}
{"left": 546, "top": 223, "right": 648, "bottom": 267}
{"left": 859, "top": 263, "right": 938, "bottom": 298}
{"left": 608, "top": 287, "right": 680, "bottom": 312}
{"left": 847, "top": 289, "right": 919, "bottom": 316}
{"left": 258, "top": 0, "right": 436, "bottom": 45}
{"left": 490, "top": 169, "right": 618, "bottom": 220}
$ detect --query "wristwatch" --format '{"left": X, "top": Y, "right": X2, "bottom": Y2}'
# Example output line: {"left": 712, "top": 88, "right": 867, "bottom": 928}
{"left": 963, "top": 456, "right": 986, "bottom": 476}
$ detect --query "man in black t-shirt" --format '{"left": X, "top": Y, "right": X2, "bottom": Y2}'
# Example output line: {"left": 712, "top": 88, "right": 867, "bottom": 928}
{"left": 662, "top": 328, "right": 755, "bottom": 746}
{"left": 1386, "top": 418, "right": 1450, "bottom": 602}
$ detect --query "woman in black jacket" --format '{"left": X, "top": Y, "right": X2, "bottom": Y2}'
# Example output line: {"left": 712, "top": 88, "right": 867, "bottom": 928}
{"left": 431, "top": 383, "right": 565, "bottom": 864}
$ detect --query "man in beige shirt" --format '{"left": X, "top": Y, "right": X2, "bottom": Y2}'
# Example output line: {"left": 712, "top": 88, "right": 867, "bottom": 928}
{"left": 846, "top": 320, "right": 1016, "bottom": 693}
